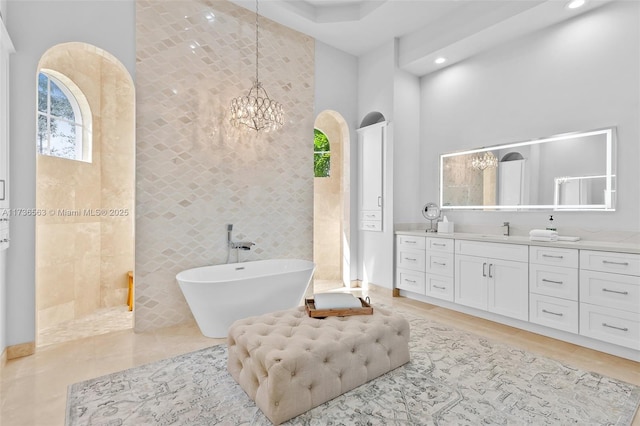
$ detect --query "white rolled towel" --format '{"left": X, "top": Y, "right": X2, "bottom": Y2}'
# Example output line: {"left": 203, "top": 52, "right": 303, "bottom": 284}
{"left": 529, "top": 229, "right": 558, "bottom": 238}
{"left": 313, "top": 293, "right": 362, "bottom": 310}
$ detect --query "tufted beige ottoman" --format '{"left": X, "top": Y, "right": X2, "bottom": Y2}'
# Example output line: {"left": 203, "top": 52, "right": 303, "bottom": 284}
{"left": 227, "top": 306, "right": 410, "bottom": 425}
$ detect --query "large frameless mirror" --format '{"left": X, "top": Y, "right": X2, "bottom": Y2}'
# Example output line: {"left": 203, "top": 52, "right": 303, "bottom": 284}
{"left": 439, "top": 127, "right": 616, "bottom": 211}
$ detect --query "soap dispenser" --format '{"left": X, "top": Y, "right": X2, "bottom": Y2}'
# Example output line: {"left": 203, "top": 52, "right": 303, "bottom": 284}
{"left": 546, "top": 215, "right": 557, "bottom": 232}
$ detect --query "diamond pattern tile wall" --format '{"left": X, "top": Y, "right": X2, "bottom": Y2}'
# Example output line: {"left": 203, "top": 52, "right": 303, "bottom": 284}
{"left": 135, "top": 0, "right": 315, "bottom": 332}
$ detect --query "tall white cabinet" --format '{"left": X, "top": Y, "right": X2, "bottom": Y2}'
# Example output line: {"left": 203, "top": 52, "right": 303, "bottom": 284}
{"left": 0, "top": 14, "right": 13, "bottom": 357}
{"left": 357, "top": 122, "right": 386, "bottom": 232}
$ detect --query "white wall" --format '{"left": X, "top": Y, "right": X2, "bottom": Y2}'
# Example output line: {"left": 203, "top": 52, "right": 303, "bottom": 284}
{"left": 420, "top": 2, "right": 640, "bottom": 236}
{"left": 6, "top": 0, "right": 134, "bottom": 347}
{"left": 393, "top": 67, "right": 421, "bottom": 223}
{"left": 357, "top": 40, "right": 395, "bottom": 288}
{"left": 314, "top": 41, "right": 359, "bottom": 281}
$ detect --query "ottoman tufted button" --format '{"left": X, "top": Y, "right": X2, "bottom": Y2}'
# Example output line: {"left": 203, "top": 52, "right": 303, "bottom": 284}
{"left": 274, "top": 401, "right": 279, "bottom": 406}
{"left": 350, "top": 347, "right": 355, "bottom": 353}
{"left": 291, "top": 371, "right": 296, "bottom": 376}
{"left": 323, "top": 357, "right": 328, "bottom": 363}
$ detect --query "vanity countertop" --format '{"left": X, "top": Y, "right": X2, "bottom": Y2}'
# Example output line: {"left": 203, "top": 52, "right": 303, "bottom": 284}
{"left": 395, "top": 230, "right": 640, "bottom": 255}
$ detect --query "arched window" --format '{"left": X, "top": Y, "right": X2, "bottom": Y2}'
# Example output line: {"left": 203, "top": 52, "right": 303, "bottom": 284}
{"left": 37, "top": 70, "right": 91, "bottom": 162}
{"left": 314, "top": 128, "right": 330, "bottom": 178}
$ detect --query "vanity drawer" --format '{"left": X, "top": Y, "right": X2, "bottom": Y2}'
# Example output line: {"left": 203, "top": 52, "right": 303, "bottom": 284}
{"left": 426, "top": 237, "right": 454, "bottom": 253}
{"left": 361, "top": 210, "right": 382, "bottom": 222}
{"left": 396, "top": 269, "right": 425, "bottom": 294}
{"left": 529, "top": 293, "right": 578, "bottom": 334}
{"left": 530, "top": 246, "right": 578, "bottom": 268}
{"left": 579, "top": 270, "right": 640, "bottom": 313}
{"left": 529, "top": 264, "right": 578, "bottom": 301}
{"left": 425, "top": 252, "right": 454, "bottom": 277}
{"left": 397, "top": 248, "right": 426, "bottom": 272}
{"left": 579, "top": 303, "right": 640, "bottom": 350}
{"left": 397, "top": 235, "right": 425, "bottom": 250}
{"left": 361, "top": 220, "right": 381, "bottom": 232}
{"left": 580, "top": 250, "right": 640, "bottom": 276}
{"left": 425, "top": 274, "right": 454, "bottom": 302}
{"left": 456, "top": 240, "right": 528, "bottom": 262}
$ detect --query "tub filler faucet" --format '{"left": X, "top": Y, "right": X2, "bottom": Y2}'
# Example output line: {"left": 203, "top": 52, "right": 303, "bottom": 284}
{"left": 226, "top": 224, "right": 255, "bottom": 262}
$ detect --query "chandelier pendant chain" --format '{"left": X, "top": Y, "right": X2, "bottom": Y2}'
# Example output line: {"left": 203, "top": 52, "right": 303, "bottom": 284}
{"left": 229, "top": 0, "right": 285, "bottom": 132}
{"left": 255, "top": 0, "right": 259, "bottom": 86}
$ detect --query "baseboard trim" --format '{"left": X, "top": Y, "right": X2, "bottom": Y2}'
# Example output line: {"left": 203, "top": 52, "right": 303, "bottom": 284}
{"left": 0, "top": 347, "right": 6, "bottom": 369}
{"left": 7, "top": 341, "right": 35, "bottom": 360}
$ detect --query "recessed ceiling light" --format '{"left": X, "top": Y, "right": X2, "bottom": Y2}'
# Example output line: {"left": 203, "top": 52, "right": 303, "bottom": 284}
{"left": 567, "top": 0, "right": 586, "bottom": 9}
{"left": 435, "top": 57, "right": 446, "bottom": 65}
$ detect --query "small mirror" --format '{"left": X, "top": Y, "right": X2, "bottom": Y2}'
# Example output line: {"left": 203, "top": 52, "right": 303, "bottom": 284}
{"left": 439, "top": 127, "right": 616, "bottom": 211}
{"left": 422, "top": 202, "right": 440, "bottom": 232}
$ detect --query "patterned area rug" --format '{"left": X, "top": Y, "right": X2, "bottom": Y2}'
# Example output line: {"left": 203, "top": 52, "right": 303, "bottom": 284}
{"left": 66, "top": 313, "right": 640, "bottom": 425}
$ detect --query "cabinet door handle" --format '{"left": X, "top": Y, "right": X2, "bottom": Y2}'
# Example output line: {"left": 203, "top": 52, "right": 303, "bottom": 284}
{"left": 377, "top": 196, "right": 382, "bottom": 207}
{"left": 542, "top": 254, "right": 564, "bottom": 259}
{"left": 433, "top": 243, "right": 446, "bottom": 247}
{"left": 602, "top": 260, "right": 629, "bottom": 266}
{"left": 602, "top": 288, "right": 629, "bottom": 295}
{"left": 482, "top": 262, "right": 487, "bottom": 277}
{"left": 488, "top": 263, "right": 493, "bottom": 278}
{"left": 433, "top": 261, "right": 447, "bottom": 266}
{"left": 602, "top": 323, "right": 629, "bottom": 332}
{"left": 542, "top": 278, "right": 563, "bottom": 285}
{"left": 433, "top": 285, "right": 446, "bottom": 290}
{"left": 542, "top": 309, "right": 563, "bottom": 317}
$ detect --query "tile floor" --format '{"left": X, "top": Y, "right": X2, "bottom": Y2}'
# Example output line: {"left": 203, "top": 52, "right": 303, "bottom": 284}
{"left": 1, "top": 281, "right": 639, "bottom": 425}
{"left": 38, "top": 306, "right": 134, "bottom": 348}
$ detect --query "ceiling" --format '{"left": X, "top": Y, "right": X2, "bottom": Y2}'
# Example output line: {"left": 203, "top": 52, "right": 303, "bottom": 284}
{"left": 228, "top": 0, "right": 610, "bottom": 76}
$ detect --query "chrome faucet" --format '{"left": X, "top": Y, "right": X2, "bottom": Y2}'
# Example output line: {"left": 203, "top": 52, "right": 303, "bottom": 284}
{"left": 502, "top": 222, "right": 510, "bottom": 236}
{"left": 226, "top": 224, "right": 255, "bottom": 250}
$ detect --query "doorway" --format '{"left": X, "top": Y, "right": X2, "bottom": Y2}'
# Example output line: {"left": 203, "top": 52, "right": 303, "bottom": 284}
{"left": 313, "top": 111, "right": 351, "bottom": 293}
{"left": 35, "top": 43, "right": 135, "bottom": 347}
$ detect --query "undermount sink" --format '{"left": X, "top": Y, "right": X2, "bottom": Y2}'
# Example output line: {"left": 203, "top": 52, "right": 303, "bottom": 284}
{"left": 480, "top": 235, "right": 510, "bottom": 240}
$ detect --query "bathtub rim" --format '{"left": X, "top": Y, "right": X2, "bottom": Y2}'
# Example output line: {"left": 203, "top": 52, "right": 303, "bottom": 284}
{"left": 176, "top": 258, "right": 316, "bottom": 284}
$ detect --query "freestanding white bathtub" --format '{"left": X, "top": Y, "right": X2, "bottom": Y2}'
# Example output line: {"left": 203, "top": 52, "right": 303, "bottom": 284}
{"left": 176, "top": 259, "right": 315, "bottom": 338}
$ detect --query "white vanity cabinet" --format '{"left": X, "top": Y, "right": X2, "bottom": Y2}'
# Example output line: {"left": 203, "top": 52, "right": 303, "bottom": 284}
{"left": 395, "top": 235, "right": 426, "bottom": 294}
{"left": 455, "top": 240, "right": 529, "bottom": 321}
{"left": 528, "top": 246, "right": 579, "bottom": 333}
{"left": 579, "top": 250, "right": 640, "bottom": 350}
{"left": 424, "top": 237, "right": 454, "bottom": 301}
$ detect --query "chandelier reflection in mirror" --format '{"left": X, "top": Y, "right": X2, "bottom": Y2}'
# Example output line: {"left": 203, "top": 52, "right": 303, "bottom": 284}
{"left": 470, "top": 152, "right": 498, "bottom": 171}
{"left": 229, "top": 0, "right": 284, "bottom": 132}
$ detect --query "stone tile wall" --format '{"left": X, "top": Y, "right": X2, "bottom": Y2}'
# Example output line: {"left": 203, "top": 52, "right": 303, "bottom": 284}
{"left": 135, "top": 0, "right": 315, "bottom": 331}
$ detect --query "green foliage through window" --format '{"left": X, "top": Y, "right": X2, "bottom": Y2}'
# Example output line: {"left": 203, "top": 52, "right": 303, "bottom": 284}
{"left": 314, "top": 129, "right": 330, "bottom": 178}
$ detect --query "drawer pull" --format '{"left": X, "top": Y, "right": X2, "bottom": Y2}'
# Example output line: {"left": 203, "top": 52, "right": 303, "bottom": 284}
{"left": 602, "top": 323, "right": 629, "bottom": 332}
{"left": 404, "top": 240, "right": 416, "bottom": 244}
{"left": 433, "top": 261, "right": 447, "bottom": 266}
{"left": 542, "top": 278, "right": 564, "bottom": 285}
{"left": 405, "top": 279, "right": 416, "bottom": 284}
{"left": 433, "top": 285, "right": 446, "bottom": 290}
{"left": 542, "top": 254, "right": 564, "bottom": 259}
{"left": 542, "top": 309, "right": 563, "bottom": 317}
{"left": 433, "top": 243, "right": 446, "bottom": 247}
{"left": 602, "top": 288, "right": 629, "bottom": 296}
{"left": 404, "top": 257, "right": 417, "bottom": 262}
{"left": 602, "top": 260, "right": 629, "bottom": 266}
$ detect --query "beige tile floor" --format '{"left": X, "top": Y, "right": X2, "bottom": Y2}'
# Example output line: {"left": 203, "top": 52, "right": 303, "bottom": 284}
{"left": 38, "top": 306, "right": 134, "bottom": 348}
{"left": 1, "top": 280, "right": 638, "bottom": 425}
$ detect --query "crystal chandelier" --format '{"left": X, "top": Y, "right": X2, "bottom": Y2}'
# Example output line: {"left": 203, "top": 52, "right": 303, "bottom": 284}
{"left": 229, "top": 0, "right": 284, "bottom": 132}
{"left": 470, "top": 152, "right": 498, "bottom": 171}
